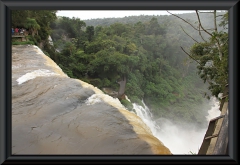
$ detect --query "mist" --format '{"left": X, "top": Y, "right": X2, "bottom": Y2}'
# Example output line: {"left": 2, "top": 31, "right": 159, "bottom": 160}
{"left": 132, "top": 97, "right": 221, "bottom": 154}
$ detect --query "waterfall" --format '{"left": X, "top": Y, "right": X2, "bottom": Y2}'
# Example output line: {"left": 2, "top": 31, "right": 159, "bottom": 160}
{"left": 132, "top": 98, "right": 221, "bottom": 155}
{"left": 205, "top": 97, "right": 221, "bottom": 122}
{"left": 132, "top": 101, "right": 160, "bottom": 135}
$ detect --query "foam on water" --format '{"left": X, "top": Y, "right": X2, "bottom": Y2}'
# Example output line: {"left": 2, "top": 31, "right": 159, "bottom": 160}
{"left": 85, "top": 93, "right": 125, "bottom": 110}
{"left": 133, "top": 101, "right": 159, "bottom": 135}
{"left": 16, "top": 69, "right": 59, "bottom": 85}
{"left": 86, "top": 94, "right": 158, "bottom": 140}
{"left": 85, "top": 94, "right": 102, "bottom": 105}
{"left": 125, "top": 95, "right": 131, "bottom": 102}
{"left": 205, "top": 97, "right": 221, "bottom": 122}
{"left": 33, "top": 45, "right": 44, "bottom": 55}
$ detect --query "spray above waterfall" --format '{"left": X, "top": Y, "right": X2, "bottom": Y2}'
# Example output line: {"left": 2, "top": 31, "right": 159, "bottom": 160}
{"left": 131, "top": 98, "right": 221, "bottom": 154}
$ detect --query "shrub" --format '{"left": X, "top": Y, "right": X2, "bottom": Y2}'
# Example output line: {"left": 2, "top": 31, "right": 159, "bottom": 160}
{"left": 121, "top": 99, "right": 133, "bottom": 110}
{"left": 12, "top": 41, "right": 34, "bottom": 45}
{"left": 129, "top": 95, "right": 143, "bottom": 107}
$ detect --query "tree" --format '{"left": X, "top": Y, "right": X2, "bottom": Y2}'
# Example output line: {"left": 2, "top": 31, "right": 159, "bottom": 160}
{"left": 24, "top": 18, "right": 40, "bottom": 37}
{"left": 145, "top": 17, "right": 165, "bottom": 36}
{"left": 50, "top": 14, "right": 214, "bottom": 125}
{"left": 12, "top": 10, "right": 57, "bottom": 43}
{"left": 12, "top": 10, "right": 30, "bottom": 27}
{"left": 167, "top": 10, "right": 228, "bottom": 99}
{"left": 86, "top": 26, "right": 95, "bottom": 42}
{"left": 31, "top": 10, "right": 57, "bottom": 40}
{"left": 61, "top": 42, "right": 77, "bottom": 56}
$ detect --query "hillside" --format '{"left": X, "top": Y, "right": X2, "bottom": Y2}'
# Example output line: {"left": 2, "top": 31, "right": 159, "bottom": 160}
{"left": 49, "top": 12, "right": 225, "bottom": 128}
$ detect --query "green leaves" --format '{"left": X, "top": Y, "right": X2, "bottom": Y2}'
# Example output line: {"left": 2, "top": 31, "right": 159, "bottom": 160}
{"left": 49, "top": 13, "right": 221, "bottom": 126}
{"left": 24, "top": 18, "right": 40, "bottom": 37}
{"left": 12, "top": 10, "right": 57, "bottom": 43}
{"left": 86, "top": 26, "right": 95, "bottom": 42}
{"left": 189, "top": 13, "right": 228, "bottom": 98}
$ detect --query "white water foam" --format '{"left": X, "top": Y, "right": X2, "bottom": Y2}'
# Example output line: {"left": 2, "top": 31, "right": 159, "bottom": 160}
{"left": 132, "top": 101, "right": 160, "bottom": 135}
{"left": 33, "top": 45, "right": 44, "bottom": 54}
{"left": 16, "top": 69, "right": 59, "bottom": 85}
{"left": 85, "top": 94, "right": 102, "bottom": 105}
{"left": 132, "top": 98, "right": 220, "bottom": 155}
{"left": 205, "top": 97, "right": 221, "bottom": 122}
{"left": 125, "top": 95, "right": 131, "bottom": 102}
{"left": 85, "top": 93, "right": 125, "bottom": 109}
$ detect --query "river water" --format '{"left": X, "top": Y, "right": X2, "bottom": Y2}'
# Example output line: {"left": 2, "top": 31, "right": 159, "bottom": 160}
{"left": 132, "top": 97, "right": 221, "bottom": 154}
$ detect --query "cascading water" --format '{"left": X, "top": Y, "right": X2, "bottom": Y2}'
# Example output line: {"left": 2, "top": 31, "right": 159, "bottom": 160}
{"left": 132, "top": 101, "right": 160, "bottom": 135}
{"left": 205, "top": 97, "right": 221, "bottom": 122}
{"left": 132, "top": 97, "right": 221, "bottom": 155}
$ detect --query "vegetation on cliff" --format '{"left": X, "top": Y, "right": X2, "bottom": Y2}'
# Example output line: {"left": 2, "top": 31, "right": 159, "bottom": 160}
{"left": 12, "top": 10, "right": 57, "bottom": 49}
{"left": 12, "top": 11, "right": 228, "bottom": 127}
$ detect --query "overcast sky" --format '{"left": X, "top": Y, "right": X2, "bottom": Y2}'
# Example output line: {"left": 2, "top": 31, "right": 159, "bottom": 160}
{"left": 56, "top": 10, "right": 195, "bottom": 20}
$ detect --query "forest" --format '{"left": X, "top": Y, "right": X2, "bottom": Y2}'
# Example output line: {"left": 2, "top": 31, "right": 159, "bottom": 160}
{"left": 12, "top": 10, "right": 228, "bottom": 128}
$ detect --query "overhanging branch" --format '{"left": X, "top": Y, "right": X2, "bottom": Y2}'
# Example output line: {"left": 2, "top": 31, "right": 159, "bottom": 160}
{"left": 180, "top": 46, "right": 201, "bottom": 65}
{"left": 180, "top": 25, "right": 199, "bottom": 43}
{"left": 167, "top": 11, "right": 214, "bottom": 32}
{"left": 195, "top": 10, "right": 213, "bottom": 37}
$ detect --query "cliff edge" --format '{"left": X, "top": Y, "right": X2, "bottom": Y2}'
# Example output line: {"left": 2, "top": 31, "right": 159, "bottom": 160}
{"left": 12, "top": 45, "right": 171, "bottom": 154}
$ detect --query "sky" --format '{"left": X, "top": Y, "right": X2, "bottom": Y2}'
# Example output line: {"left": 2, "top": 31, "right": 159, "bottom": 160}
{"left": 56, "top": 10, "right": 195, "bottom": 20}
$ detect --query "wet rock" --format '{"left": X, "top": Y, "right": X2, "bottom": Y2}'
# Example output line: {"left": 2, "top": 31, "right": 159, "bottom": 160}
{"left": 12, "top": 45, "right": 171, "bottom": 155}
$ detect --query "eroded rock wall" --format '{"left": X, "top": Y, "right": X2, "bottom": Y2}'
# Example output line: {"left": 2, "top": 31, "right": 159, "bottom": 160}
{"left": 12, "top": 45, "right": 171, "bottom": 155}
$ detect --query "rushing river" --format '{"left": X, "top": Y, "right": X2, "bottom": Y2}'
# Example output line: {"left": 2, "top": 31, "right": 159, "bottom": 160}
{"left": 132, "top": 97, "right": 221, "bottom": 154}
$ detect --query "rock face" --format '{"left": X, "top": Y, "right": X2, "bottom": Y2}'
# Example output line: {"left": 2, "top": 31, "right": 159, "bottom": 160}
{"left": 12, "top": 45, "right": 171, "bottom": 155}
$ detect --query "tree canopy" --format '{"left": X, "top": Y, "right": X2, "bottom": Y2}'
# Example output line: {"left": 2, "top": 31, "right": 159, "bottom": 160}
{"left": 48, "top": 12, "right": 230, "bottom": 127}
{"left": 12, "top": 10, "right": 228, "bottom": 127}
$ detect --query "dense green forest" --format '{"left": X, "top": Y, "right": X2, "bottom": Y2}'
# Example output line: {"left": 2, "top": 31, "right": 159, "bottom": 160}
{"left": 12, "top": 10, "right": 228, "bottom": 128}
